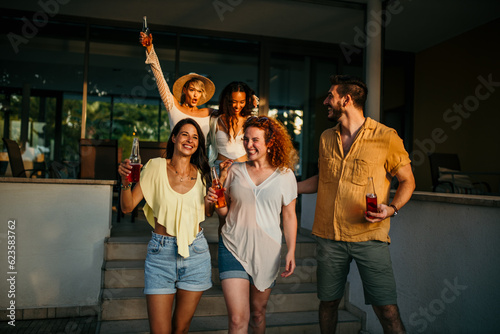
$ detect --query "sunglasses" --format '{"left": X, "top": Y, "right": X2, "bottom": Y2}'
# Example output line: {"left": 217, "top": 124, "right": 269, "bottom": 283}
{"left": 244, "top": 116, "right": 270, "bottom": 125}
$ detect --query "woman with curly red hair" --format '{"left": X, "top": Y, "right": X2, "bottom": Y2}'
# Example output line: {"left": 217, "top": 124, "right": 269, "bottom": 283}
{"left": 207, "top": 116, "right": 298, "bottom": 333}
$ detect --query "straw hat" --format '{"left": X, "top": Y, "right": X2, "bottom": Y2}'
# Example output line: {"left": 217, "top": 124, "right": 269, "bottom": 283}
{"left": 173, "top": 73, "right": 215, "bottom": 106}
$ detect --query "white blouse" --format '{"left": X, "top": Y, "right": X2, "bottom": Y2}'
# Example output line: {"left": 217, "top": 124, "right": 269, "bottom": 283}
{"left": 221, "top": 162, "right": 297, "bottom": 291}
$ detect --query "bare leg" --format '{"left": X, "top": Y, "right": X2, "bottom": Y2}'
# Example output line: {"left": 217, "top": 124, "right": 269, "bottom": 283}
{"left": 372, "top": 304, "right": 406, "bottom": 334}
{"left": 146, "top": 294, "right": 175, "bottom": 334}
{"left": 171, "top": 289, "right": 204, "bottom": 334}
{"left": 249, "top": 284, "right": 272, "bottom": 334}
{"left": 319, "top": 298, "right": 342, "bottom": 334}
{"left": 222, "top": 278, "right": 251, "bottom": 333}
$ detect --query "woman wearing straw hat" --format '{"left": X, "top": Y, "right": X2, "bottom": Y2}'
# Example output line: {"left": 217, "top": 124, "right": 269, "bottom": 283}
{"left": 140, "top": 32, "right": 216, "bottom": 142}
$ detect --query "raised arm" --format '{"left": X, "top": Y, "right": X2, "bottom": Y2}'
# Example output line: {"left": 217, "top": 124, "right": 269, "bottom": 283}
{"left": 281, "top": 198, "right": 297, "bottom": 278}
{"left": 141, "top": 32, "right": 177, "bottom": 112}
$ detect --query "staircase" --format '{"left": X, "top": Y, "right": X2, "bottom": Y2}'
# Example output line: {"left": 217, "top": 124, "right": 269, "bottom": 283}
{"left": 98, "top": 214, "right": 363, "bottom": 333}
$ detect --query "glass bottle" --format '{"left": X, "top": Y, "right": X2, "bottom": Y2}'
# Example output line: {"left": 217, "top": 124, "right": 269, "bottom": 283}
{"left": 365, "top": 176, "right": 377, "bottom": 217}
{"left": 211, "top": 167, "right": 227, "bottom": 208}
{"left": 127, "top": 136, "right": 141, "bottom": 183}
{"left": 141, "top": 16, "right": 151, "bottom": 47}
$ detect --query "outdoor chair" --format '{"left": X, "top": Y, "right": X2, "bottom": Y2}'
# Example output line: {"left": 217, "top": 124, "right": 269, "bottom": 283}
{"left": 140, "top": 140, "right": 167, "bottom": 165}
{"left": 428, "top": 152, "right": 491, "bottom": 194}
{"left": 2, "top": 138, "right": 46, "bottom": 178}
{"left": 79, "top": 138, "right": 122, "bottom": 221}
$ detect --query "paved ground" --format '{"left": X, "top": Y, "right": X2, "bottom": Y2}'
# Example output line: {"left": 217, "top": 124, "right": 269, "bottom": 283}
{"left": 0, "top": 317, "right": 98, "bottom": 334}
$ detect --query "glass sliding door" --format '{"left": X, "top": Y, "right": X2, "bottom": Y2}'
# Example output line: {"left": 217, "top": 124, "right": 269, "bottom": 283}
{"left": 179, "top": 35, "right": 259, "bottom": 108}
{"left": 269, "top": 54, "right": 308, "bottom": 178}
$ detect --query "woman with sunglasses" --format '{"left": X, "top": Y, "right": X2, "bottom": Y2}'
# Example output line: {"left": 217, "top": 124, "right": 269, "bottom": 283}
{"left": 119, "top": 118, "right": 212, "bottom": 333}
{"left": 207, "top": 116, "right": 298, "bottom": 333}
{"left": 140, "top": 32, "right": 215, "bottom": 142}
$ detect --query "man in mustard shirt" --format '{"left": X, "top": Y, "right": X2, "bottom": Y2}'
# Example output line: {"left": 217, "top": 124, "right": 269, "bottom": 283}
{"left": 299, "top": 75, "right": 415, "bottom": 333}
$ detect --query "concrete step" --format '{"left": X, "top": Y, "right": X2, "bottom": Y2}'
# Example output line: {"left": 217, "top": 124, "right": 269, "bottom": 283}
{"left": 99, "top": 310, "right": 361, "bottom": 334}
{"left": 105, "top": 235, "right": 316, "bottom": 262}
{"left": 101, "top": 283, "right": 328, "bottom": 321}
{"left": 104, "top": 258, "right": 317, "bottom": 289}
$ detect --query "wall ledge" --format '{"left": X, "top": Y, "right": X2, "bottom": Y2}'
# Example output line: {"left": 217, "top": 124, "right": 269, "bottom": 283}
{"left": 408, "top": 190, "right": 500, "bottom": 208}
{"left": 0, "top": 177, "right": 116, "bottom": 186}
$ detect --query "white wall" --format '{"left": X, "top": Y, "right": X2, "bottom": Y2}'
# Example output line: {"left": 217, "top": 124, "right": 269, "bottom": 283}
{"left": 301, "top": 192, "right": 500, "bottom": 333}
{"left": 0, "top": 181, "right": 112, "bottom": 309}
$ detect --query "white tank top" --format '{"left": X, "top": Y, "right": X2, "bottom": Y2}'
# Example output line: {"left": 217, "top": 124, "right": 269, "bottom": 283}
{"left": 168, "top": 105, "right": 211, "bottom": 142}
{"left": 216, "top": 131, "right": 246, "bottom": 159}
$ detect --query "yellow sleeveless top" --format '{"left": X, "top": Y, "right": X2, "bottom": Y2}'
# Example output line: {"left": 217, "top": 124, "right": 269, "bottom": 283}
{"left": 140, "top": 158, "right": 206, "bottom": 258}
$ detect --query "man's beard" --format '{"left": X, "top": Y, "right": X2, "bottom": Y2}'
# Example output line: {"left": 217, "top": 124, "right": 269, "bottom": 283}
{"left": 327, "top": 102, "right": 342, "bottom": 122}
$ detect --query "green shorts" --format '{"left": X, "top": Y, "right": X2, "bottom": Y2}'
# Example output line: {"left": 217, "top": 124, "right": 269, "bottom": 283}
{"left": 316, "top": 237, "right": 397, "bottom": 306}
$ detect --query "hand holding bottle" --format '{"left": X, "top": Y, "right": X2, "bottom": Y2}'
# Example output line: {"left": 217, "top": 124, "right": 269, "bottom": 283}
{"left": 139, "top": 16, "right": 153, "bottom": 52}
{"left": 210, "top": 167, "right": 227, "bottom": 208}
{"left": 127, "top": 137, "right": 142, "bottom": 183}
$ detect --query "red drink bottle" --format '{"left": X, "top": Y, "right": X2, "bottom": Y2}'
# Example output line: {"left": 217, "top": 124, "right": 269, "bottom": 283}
{"left": 211, "top": 167, "right": 227, "bottom": 208}
{"left": 366, "top": 177, "right": 377, "bottom": 218}
{"left": 141, "top": 16, "right": 151, "bottom": 47}
{"left": 127, "top": 136, "right": 141, "bottom": 183}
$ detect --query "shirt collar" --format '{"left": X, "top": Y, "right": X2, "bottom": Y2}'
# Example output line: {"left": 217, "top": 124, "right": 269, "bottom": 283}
{"left": 333, "top": 117, "right": 375, "bottom": 134}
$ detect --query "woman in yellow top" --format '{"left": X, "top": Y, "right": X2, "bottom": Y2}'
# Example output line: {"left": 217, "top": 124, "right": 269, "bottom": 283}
{"left": 119, "top": 118, "right": 212, "bottom": 333}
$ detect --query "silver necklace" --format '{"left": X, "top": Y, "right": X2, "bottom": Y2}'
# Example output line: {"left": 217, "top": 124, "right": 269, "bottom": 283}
{"left": 168, "top": 162, "right": 191, "bottom": 182}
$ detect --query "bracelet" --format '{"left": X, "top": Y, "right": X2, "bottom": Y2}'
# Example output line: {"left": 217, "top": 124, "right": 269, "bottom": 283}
{"left": 121, "top": 183, "right": 132, "bottom": 190}
{"left": 389, "top": 204, "right": 399, "bottom": 217}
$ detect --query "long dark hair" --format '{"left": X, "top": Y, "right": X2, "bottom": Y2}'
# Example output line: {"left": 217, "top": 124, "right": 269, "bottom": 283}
{"left": 214, "top": 81, "right": 255, "bottom": 139}
{"left": 165, "top": 118, "right": 210, "bottom": 186}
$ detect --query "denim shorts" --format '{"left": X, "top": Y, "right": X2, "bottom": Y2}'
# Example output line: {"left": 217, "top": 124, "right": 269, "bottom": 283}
{"left": 218, "top": 237, "right": 275, "bottom": 289}
{"left": 144, "top": 230, "right": 212, "bottom": 295}
{"left": 316, "top": 237, "right": 397, "bottom": 306}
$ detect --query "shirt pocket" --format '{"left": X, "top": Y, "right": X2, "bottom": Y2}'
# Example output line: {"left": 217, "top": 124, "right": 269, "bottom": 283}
{"left": 351, "top": 159, "right": 370, "bottom": 186}
{"left": 319, "top": 157, "right": 341, "bottom": 183}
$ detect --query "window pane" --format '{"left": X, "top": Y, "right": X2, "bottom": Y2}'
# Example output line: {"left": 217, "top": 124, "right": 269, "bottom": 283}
{"left": 62, "top": 93, "right": 82, "bottom": 163}
{"left": 179, "top": 35, "right": 259, "bottom": 106}
{"left": 270, "top": 55, "right": 307, "bottom": 177}
{"left": 88, "top": 26, "right": 176, "bottom": 157}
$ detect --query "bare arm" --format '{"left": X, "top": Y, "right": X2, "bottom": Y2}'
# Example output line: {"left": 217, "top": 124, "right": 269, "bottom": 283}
{"left": 281, "top": 199, "right": 297, "bottom": 278}
{"left": 118, "top": 159, "right": 145, "bottom": 213}
{"left": 297, "top": 174, "right": 319, "bottom": 194}
{"left": 141, "top": 33, "right": 177, "bottom": 112}
{"left": 366, "top": 164, "right": 416, "bottom": 222}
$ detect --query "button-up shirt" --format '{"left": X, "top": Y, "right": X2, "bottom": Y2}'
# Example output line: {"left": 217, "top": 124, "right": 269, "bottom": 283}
{"left": 313, "top": 117, "right": 411, "bottom": 243}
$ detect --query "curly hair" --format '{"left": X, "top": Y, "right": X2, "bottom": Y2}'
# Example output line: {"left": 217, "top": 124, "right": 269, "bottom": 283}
{"left": 214, "top": 81, "right": 255, "bottom": 139}
{"left": 243, "top": 116, "right": 298, "bottom": 171}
